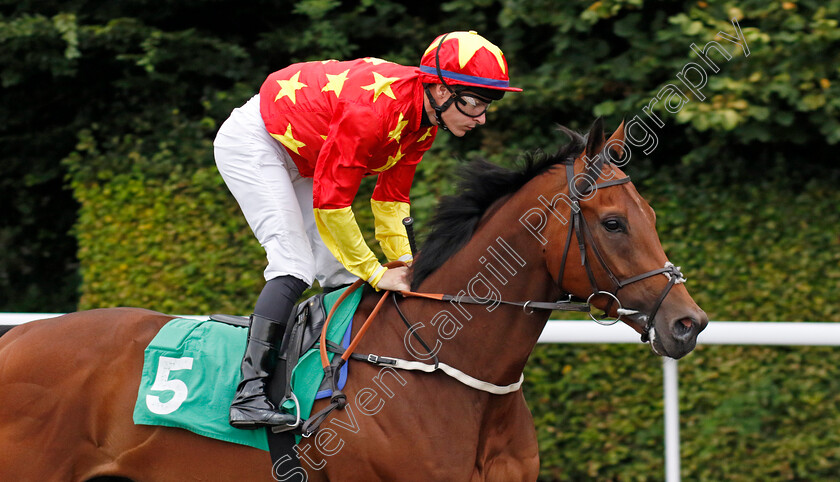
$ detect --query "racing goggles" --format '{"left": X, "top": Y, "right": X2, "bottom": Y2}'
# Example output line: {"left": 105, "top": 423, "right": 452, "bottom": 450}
{"left": 454, "top": 93, "right": 491, "bottom": 118}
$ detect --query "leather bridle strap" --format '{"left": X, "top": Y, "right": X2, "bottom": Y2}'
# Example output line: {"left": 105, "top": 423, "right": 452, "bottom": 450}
{"left": 318, "top": 269, "right": 590, "bottom": 372}
{"left": 398, "top": 290, "right": 590, "bottom": 313}
{"left": 555, "top": 161, "right": 633, "bottom": 296}
{"left": 640, "top": 267, "right": 683, "bottom": 340}
{"left": 554, "top": 160, "right": 687, "bottom": 341}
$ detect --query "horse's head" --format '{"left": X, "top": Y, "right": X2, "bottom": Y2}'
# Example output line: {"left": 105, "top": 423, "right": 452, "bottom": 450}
{"left": 542, "top": 119, "right": 708, "bottom": 359}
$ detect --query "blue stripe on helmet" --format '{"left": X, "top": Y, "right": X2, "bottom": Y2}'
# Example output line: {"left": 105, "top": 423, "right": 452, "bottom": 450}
{"left": 419, "top": 65, "right": 510, "bottom": 89}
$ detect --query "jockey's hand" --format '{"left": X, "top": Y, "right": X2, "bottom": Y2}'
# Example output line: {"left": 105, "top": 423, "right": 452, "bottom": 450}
{"left": 375, "top": 266, "right": 410, "bottom": 292}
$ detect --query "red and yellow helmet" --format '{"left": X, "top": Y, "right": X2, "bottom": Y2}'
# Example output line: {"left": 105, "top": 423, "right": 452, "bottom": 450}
{"left": 419, "top": 31, "right": 522, "bottom": 94}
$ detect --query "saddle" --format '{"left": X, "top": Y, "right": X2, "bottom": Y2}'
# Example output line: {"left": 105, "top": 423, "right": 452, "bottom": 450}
{"left": 209, "top": 291, "right": 350, "bottom": 432}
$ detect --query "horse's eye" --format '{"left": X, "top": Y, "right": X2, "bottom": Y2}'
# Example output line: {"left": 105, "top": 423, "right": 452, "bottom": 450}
{"left": 602, "top": 219, "right": 626, "bottom": 233}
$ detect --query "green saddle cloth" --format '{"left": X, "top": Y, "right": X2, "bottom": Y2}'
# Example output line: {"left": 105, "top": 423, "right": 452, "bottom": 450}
{"left": 132, "top": 286, "right": 363, "bottom": 450}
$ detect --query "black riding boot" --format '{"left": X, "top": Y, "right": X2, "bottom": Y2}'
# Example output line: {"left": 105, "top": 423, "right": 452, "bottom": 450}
{"left": 229, "top": 313, "right": 298, "bottom": 429}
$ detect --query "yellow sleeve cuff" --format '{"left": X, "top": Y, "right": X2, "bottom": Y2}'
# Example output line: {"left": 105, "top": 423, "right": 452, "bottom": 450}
{"left": 370, "top": 200, "right": 413, "bottom": 263}
{"left": 313, "top": 207, "right": 383, "bottom": 286}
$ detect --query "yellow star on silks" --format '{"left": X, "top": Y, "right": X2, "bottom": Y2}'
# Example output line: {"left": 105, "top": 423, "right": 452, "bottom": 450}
{"left": 361, "top": 72, "right": 399, "bottom": 102}
{"left": 274, "top": 71, "right": 308, "bottom": 104}
{"left": 322, "top": 69, "right": 350, "bottom": 98}
{"left": 387, "top": 113, "right": 409, "bottom": 143}
{"left": 373, "top": 146, "right": 405, "bottom": 172}
{"left": 363, "top": 57, "right": 389, "bottom": 65}
{"left": 270, "top": 124, "right": 306, "bottom": 155}
{"left": 417, "top": 127, "right": 433, "bottom": 142}
{"left": 423, "top": 31, "right": 506, "bottom": 74}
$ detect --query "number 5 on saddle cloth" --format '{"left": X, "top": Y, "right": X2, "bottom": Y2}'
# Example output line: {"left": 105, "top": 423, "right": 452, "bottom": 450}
{"left": 132, "top": 286, "right": 362, "bottom": 451}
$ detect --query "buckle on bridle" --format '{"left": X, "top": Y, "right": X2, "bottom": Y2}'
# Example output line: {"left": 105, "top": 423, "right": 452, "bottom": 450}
{"left": 522, "top": 301, "right": 534, "bottom": 315}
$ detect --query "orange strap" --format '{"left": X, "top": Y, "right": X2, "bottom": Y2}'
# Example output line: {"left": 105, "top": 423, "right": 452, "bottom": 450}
{"left": 318, "top": 288, "right": 390, "bottom": 368}
{"left": 341, "top": 290, "right": 390, "bottom": 362}
{"left": 397, "top": 290, "right": 445, "bottom": 301}
{"left": 319, "top": 261, "right": 423, "bottom": 369}
{"left": 319, "top": 279, "right": 365, "bottom": 368}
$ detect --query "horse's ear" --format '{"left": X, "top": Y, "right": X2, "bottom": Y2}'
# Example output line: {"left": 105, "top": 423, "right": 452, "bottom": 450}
{"left": 605, "top": 118, "right": 626, "bottom": 158}
{"left": 585, "top": 117, "right": 605, "bottom": 160}
{"left": 572, "top": 118, "right": 606, "bottom": 197}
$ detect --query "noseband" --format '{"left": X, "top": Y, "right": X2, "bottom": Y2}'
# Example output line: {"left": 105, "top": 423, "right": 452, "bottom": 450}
{"left": 555, "top": 161, "right": 686, "bottom": 342}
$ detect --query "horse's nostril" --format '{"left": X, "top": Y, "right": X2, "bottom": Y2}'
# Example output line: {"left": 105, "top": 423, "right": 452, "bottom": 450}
{"left": 673, "top": 317, "right": 695, "bottom": 339}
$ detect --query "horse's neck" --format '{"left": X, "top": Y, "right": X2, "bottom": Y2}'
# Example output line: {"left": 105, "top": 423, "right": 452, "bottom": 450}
{"left": 414, "top": 192, "right": 560, "bottom": 386}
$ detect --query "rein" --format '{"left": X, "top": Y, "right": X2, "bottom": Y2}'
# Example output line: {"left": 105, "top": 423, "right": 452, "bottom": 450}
{"left": 316, "top": 264, "right": 592, "bottom": 373}
{"left": 397, "top": 290, "right": 590, "bottom": 314}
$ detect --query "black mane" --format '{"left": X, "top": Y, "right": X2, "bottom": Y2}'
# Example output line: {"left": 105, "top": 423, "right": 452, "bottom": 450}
{"left": 410, "top": 129, "right": 587, "bottom": 289}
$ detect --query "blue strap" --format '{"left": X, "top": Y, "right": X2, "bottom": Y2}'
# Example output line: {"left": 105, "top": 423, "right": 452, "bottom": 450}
{"left": 419, "top": 65, "right": 511, "bottom": 88}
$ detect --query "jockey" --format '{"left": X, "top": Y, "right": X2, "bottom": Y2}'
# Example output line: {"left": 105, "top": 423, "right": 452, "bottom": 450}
{"left": 214, "top": 31, "right": 521, "bottom": 429}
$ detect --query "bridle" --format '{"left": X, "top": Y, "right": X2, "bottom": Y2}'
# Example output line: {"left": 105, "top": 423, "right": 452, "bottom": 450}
{"left": 395, "top": 152, "right": 687, "bottom": 344}
{"left": 554, "top": 158, "right": 686, "bottom": 342}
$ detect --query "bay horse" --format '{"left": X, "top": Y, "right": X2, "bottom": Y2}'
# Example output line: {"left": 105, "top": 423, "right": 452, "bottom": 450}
{"left": 0, "top": 120, "right": 707, "bottom": 481}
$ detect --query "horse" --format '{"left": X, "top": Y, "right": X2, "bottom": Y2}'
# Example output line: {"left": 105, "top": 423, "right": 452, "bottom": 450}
{"left": 0, "top": 119, "right": 707, "bottom": 481}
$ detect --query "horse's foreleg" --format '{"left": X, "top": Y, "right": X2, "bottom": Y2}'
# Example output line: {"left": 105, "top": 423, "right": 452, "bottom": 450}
{"left": 474, "top": 453, "right": 540, "bottom": 482}
{"left": 473, "top": 394, "right": 540, "bottom": 482}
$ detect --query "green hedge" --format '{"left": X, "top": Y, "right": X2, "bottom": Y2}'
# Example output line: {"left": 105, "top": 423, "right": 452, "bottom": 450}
{"left": 66, "top": 108, "right": 266, "bottom": 313}
{"left": 72, "top": 167, "right": 266, "bottom": 313}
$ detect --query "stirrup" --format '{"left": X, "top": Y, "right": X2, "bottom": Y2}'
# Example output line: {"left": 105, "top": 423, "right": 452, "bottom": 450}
{"left": 270, "top": 392, "right": 302, "bottom": 434}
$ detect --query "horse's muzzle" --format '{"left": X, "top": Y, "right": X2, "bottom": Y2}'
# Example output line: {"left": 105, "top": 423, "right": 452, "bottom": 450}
{"left": 654, "top": 308, "right": 709, "bottom": 359}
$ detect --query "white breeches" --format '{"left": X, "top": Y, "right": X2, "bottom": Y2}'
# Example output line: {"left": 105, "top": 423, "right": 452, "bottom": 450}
{"left": 213, "top": 95, "right": 357, "bottom": 288}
